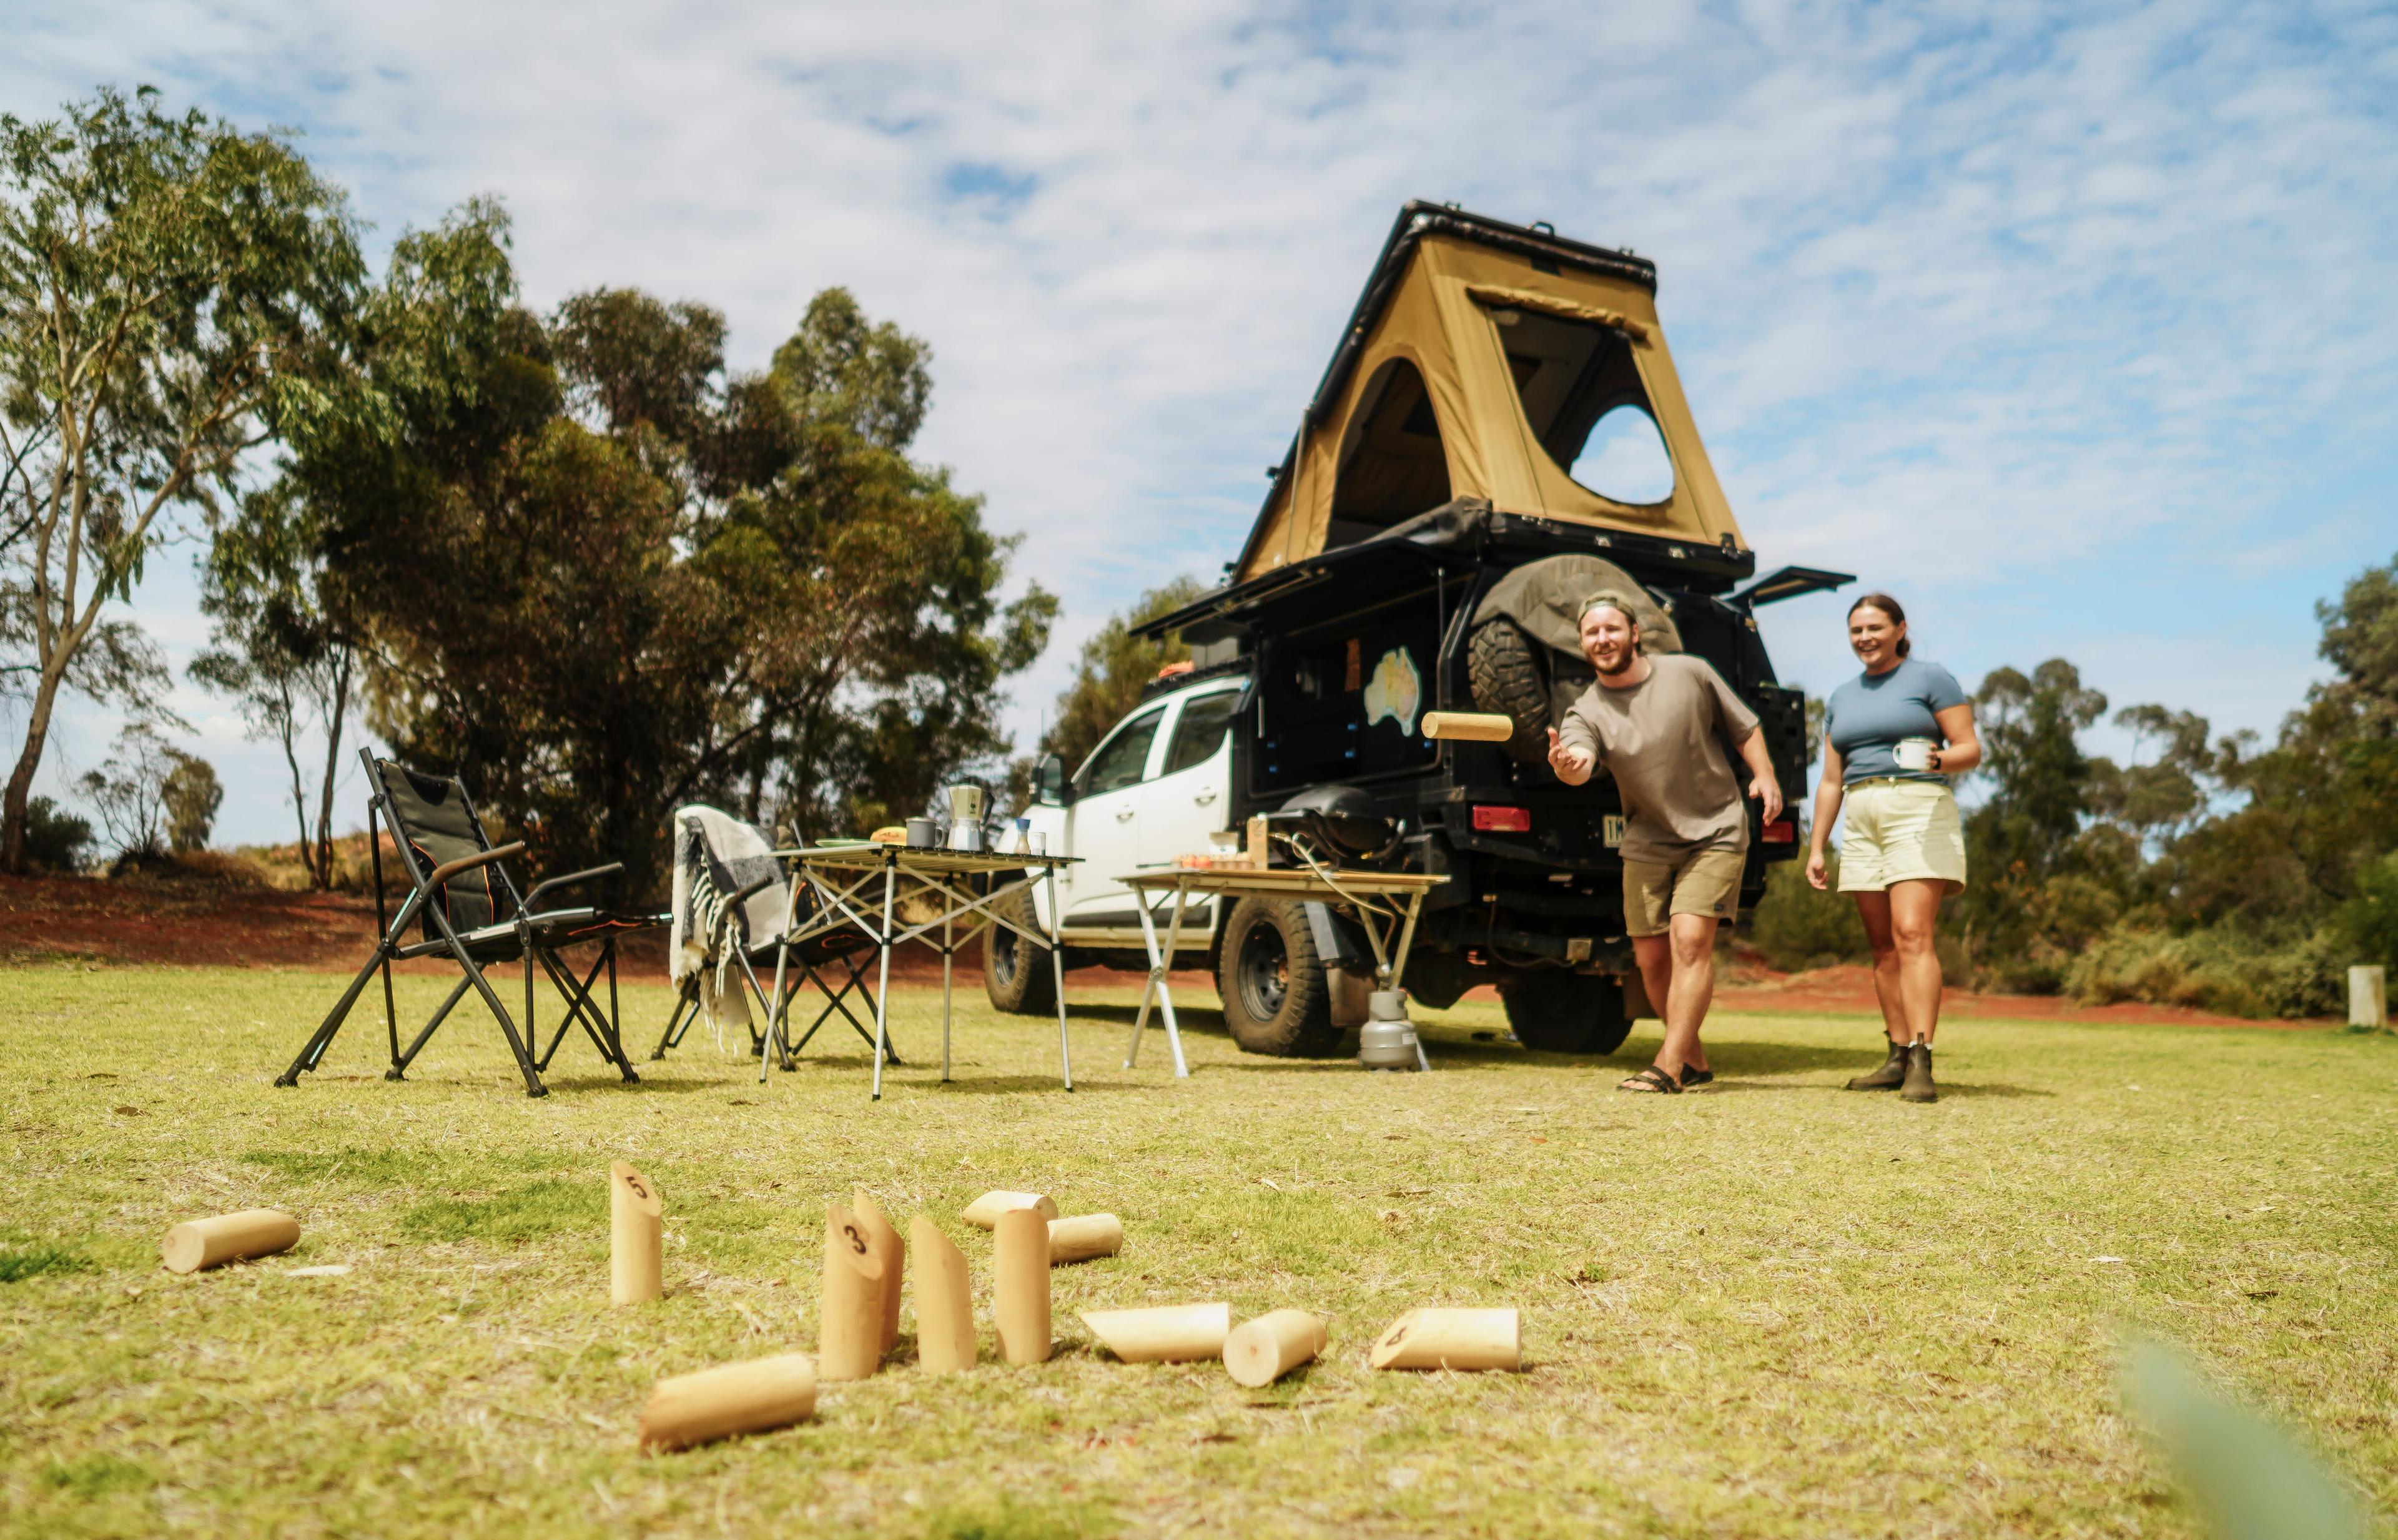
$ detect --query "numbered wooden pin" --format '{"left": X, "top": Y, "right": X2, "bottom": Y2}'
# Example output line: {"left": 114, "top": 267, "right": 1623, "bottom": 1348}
{"left": 638, "top": 1352, "right": 816, "bottom": 1451}
{"left": 1225, "top": 1309, "right": 1328, "bottom": 1386}
{"left": 1368, "top": 1307, "right": 1520, "bottom": 1371}
{"left": 819, "top": 1203, "right": 888, "bottom": 1381}
{"left": 910, "top": 1215, "right": 976, "bottom": 1374}
{"left": 994, "top": 1206, "right": 1052, "bottom": 1365}
{"left": 960, "top": 1191, "right": 1058, "bottom": 1230}
{"left": 162, "top": 1209, "right": 300, "bottom": 1274}
{"left": 851, "top": 1189, "right": 904, "bottom": 1354}
{"left": 611, "top": 1162, "right": 663, "bottom": 1305}
{"left": 1421, "top": 711, "right": 1517, "bottom": 742}
{"left": 1079, "top": 1302, "right": 1231, "bottom": 1363}
{"left": 1048, "top": 1213, "right": 1123, "bottom": 1266}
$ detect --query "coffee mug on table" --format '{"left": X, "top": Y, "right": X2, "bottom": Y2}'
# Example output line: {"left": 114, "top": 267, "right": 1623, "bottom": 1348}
{"left": 1893, "top": 738, "right": 1939, "bottom": 772}
{"left": 905, "top": 816, "right": 939, "bottom": 847}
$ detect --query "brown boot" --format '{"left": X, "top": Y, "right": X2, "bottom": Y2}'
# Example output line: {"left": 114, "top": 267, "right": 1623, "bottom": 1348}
{"left": 1846, "top": 1037, "right": 1908, "bottom": 1090}
{"left": 1901, "top": 1040, "right": 1937, "bottom": 1103}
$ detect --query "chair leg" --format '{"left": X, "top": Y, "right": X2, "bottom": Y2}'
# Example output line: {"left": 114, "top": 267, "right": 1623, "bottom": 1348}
{"left": 653, "top": 978, "right": 699, "bottom": 1059}
{"left": 538, "top": 944, "right": 639, "bottom": 1082}
{"left": 277, "top": 945, "right": 389, "bottom": 1086}
{"left": 809, "top": 959, "right": 893, "bottom": 1061}
{"left": 393, "top": 974, "right": 475, "bottom": 1075}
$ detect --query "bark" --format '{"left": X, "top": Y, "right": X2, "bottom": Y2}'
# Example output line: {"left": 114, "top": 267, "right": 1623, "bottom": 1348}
{"left": 1, "top": 665, "right": 67, "bottom": 872}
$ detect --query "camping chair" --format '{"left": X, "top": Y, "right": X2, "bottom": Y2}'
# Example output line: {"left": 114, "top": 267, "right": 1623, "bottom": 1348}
{"left": 276, "top": 750, "right": 655, "bottom": 1098}
{"left": 651, "top": 806, "right": 897, "bottom": 1078}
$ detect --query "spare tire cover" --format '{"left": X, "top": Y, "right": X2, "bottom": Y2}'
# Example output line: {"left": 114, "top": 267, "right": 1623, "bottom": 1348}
{"left": 1471, "top": 555, "right": 1682, "bottom": 658}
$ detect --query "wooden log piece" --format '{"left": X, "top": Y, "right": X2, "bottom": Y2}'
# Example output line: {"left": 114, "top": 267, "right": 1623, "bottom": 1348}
{"left": 638, "top": 1352, "right": 816, "bottom": 1451}
{"left": 610, "top": 1161, "right": 664, "bottom": 1306}
{"left": 1421, "top": 711, "right": 1518, "bottom": 743}
{"left": 1048, "top": 1213, "right": 1124, "bottom": 1266}
{"left": 162, "top": 1208, "right": 300, "bottom": 1275}
{"left": 1369, "top": 1307, "right": 1520, "bottom": 1371}
{"left": 960, "top": 1191, "right": 1058, "bottom": 1230}
{"left": 910, "top": 1216, "right": 976, "bottom": 1373}
{"left": 993, "top": 1207, "right": 1052, "bottom": 1365}
{"left": 1079, "top": 1302, "right": 1231, "bottom": 1363}
{"left": 819, "top": 1203, "right": 889, "bottom": 1381}
{"left": 1224, "top": 1308, "right": 1328, "bottom": 1386}
{"left": 851, "top": 1189, "right": 905, "bottom": 1353}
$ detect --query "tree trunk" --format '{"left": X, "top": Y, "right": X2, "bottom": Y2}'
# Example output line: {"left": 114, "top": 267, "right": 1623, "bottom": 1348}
{"left": 1, "top": 668, "right": 67, "bottom": 874}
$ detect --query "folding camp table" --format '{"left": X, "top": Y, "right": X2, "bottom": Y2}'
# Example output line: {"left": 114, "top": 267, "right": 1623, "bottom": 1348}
{"left": 774, "top": 844, "right": 1078, "bottom": 1100}
{"left": 1118, "top": 864, "right": 1451, "bottom": 1076}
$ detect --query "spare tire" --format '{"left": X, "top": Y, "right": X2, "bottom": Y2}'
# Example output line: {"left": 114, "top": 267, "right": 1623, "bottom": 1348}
{"left": 1466, "top": 619, "right": 1553, "bottom": 766}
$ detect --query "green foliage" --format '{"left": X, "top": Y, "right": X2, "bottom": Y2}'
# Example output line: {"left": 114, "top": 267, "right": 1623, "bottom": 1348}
{"left": 77, "top": 724, "right": 174, "bottom": 859}
{"left": 19, "top": 794, "right": 90, "bottom": 871}
{"left": 0, "top": 1243, "right": 94, "bottom": 1282}
{"left": 2065, "top": 924, "right": 2345, "bottom": 1019}
{"left": 2123, "top": 1336, "right": 2362, "bottom": 1540}
{"left": 1746, "top": 851, "right": 1867, "bottom": 970}
{"left": 2332, "top": 850, "right": 2398, "bottom": 973}
{"left": 161, "top": 749, "right": 220, "bottom": 852}
{"left": 1036, "top": 576, "right": 1210, "bottom": 777}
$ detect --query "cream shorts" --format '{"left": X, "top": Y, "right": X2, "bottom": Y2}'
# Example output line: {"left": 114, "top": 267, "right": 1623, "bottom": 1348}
{"left": 1838, "top": 779, "right": 1967, "bottom": 895}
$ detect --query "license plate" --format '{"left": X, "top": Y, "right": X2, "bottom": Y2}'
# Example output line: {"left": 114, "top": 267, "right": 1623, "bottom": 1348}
{"left": 1604, "top": 816, "right": 1625, "bottom": 847}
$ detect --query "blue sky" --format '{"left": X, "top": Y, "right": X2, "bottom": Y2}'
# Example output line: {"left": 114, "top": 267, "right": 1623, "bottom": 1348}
{"left": 5, "top": 1, "right": 2395, "bottom": 845}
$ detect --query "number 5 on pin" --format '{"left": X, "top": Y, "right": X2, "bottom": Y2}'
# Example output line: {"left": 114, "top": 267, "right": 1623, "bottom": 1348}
{"left": 611, "top": 1160, "right": 663, "bottom": 1305}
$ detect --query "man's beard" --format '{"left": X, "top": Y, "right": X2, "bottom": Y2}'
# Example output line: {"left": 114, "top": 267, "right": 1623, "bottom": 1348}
{"left": 1592, "top": 648, "right": 1636, "bottom": 679}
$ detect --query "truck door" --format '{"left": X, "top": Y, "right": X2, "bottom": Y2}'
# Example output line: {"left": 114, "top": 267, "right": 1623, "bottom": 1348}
{"left": 1132, "top": 683, "right": 1245, "bottom": 952}
{"left": 1059, "top": 701, "right": 1168, "bottom": 930}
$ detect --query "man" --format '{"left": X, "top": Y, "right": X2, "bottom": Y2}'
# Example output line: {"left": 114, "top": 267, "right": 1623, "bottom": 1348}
{"left": 1547, "top": 594, "right": 1782, "bottom": 1093}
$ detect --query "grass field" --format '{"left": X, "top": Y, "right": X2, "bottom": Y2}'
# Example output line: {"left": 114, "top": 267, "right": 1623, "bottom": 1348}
{"left": 2, "top": 963, "right": 2392, "bottom": 1538}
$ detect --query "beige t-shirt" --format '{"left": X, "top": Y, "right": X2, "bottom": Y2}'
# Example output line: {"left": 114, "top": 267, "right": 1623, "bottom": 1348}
{"left": 1557, "top": 653, "right": 1763, "bottom": 864}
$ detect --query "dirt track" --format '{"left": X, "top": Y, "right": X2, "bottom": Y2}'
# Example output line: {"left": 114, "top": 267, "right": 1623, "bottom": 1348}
{"left": 0, "top": 874, "right": 2306, "bottom": 1028}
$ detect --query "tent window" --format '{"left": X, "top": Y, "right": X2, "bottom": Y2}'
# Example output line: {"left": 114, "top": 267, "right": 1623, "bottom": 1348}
{"left": 1328, "top": 358, "right": 1451, "bottom": 546}
{"left": 1486, "top": 304, "right": 1677, "bottom": 506}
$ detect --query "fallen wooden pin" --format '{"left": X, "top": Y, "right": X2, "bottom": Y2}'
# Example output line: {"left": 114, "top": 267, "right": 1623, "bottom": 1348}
{"left": 639, "top": 1353, "right": 816, "bottom": 1450}
{"left": 1225, "top": 1309, "right": 1327, "bottom": 1386}
{"left": 162, "top": 1209, "right": 300, "bottom": 1274}
{"left": 1421, "top": 711, "right": 1517, "bottom": 743}
{"left": 960, "top": 1191, "right": 1058, "bottom": 1229}
{"left": 1048, "top": 1213, "right": 1123, "bottom": 1265}
{"left": 1369, "top": 1308, "right": 1520, "bottom": 1371}
{"left": 1080, "top": 1302, "right": 1230, "bottom": 1363}
{"left": 610, "top": 1162, "right": 663, "bottom": 1305}
{"left": 818, "top": 1203, "right": 888, "bottom": 1381}
{"left": 851, "top": 1189, "right": 905, "bottom": 1355}
{"left": 994, "top": 1207, "right": 1052, "bottom": 1364}
{"left": 910, "top": 1216, "right": 976, "bottom": 1373}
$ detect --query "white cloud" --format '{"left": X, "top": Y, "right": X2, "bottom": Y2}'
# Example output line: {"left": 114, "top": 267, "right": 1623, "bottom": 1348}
{"left": 3, "top": 0, "right": 2393, "bottom": 845}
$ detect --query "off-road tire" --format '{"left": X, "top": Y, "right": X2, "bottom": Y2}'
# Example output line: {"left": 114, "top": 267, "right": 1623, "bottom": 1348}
{"left": 1216, "top": 896, "right": 1342, "bottom": 1057}
{"left": 982, "top": 885, "right": 1058, "bottom": 1015}
{"left": 1499, "top": 971, "right": 1633, "bottom": 1055}
{"left": 1466, "top": 619, "right": 1554, "bottom": 766}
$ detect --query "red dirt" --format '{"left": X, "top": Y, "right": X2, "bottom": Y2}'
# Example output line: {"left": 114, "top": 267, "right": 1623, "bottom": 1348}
{"left": 0, "top": 875, "right": 2319, "bottom": 1029}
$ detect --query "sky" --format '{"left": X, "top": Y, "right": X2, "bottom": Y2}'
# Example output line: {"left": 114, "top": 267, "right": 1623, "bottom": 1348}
{"left": 5, "top": 0, "right": 2396, "bottom": 847}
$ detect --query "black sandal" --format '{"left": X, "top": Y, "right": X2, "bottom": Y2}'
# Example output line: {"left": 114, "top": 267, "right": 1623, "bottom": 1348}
{"left": 1618, "top": 1065, "right": 1681, "bottom": 1094}
{"left": 1678, "top": 1065, "right": 1714, "bottom": 1088}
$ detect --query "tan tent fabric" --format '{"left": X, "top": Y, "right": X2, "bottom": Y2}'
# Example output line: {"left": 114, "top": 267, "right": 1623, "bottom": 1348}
{"left": 1238, "top": 219, "right": 1743, "bottom": 580}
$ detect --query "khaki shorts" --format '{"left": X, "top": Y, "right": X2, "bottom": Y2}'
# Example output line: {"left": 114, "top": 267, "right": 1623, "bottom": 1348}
{"left": 1622, "top": 847, "right": 1746, "bottom": 938}
{"left": 1838, "top": 779, "right": 1968, "bottom": 895}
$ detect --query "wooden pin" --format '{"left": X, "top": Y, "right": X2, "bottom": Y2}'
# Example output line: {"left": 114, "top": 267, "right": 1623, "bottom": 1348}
{"left": 1421, "top": 711, "right": 1517, "bottom": 742}
{"left": 1048, "top": 1213, "right": 1124, "bottom": 1266}
{"left": 910, "top": 1215, "right": 975, "bottom": 1374}
{"left": 960, "top": 1191, "right": 1058, "bottom": 1230}
{"left": 1079, "top": 1302, "right": 1231, "bottom": 1363}
{"left": 851, "top": 1189, "right": 904, "bottom": 1354}
{"left": 993, "top": 1207, "right": 1052, "bottom": 1365}
{"left": 638, "top": 1352, "right": 816, "bottom": 1451}
{"left": 1225, "top": 1309, "right": 1328, "bottom": 1386}
{"left": 611, "top": 1162, "right": 663, "bottom": 1305}
{"left": 819, "top": 1203, "right": 887, "bottom": 1381}
{"left": 162, "top": 1208, "right": 300, "bottom": 1274}
{"left": 1369, "top": 1308, "right": 1520, "bottom": 1371}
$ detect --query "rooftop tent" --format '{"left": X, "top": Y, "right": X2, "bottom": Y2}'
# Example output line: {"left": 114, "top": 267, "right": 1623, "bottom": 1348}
{"left": 1235, "top": 204, "right": 1745, "bottom": 581}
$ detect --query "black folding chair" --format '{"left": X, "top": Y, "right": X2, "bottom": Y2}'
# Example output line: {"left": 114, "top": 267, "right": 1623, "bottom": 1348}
{"left": 651, "top": 809, "right": 896, "bottom": 1076}
{"left": 277, "top": 751, "right": 654, "bottom": 1098}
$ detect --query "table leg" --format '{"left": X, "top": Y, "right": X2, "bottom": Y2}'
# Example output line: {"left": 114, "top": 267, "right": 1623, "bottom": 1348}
{"left": 1157, "top": 886, "right": 1190, "bottom": 1078}
{"left": 1394, "top": 892, "right": 1431, "bottom": 1072}
{"left": 1045, "top": 863, "right": 1072, "bottom": 1092}
{"left": 872, "top": 858, "right": 896, "bottom": 1101}
{"left": 941, "top": 909, "right": 954, "bottom": 1083}
{"left": 1127, "top": 889, "right": 1165, "bottom": 1069}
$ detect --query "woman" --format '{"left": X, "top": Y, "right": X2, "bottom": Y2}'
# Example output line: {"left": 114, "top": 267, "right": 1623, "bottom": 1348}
{"left": 1805, "top": 593, "right": 1980, "bottom": 1103}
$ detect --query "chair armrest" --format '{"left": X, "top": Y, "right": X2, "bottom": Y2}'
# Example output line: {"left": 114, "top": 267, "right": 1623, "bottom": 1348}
{"left": 523, "top": 861, "right": 626, "bottom": 909}
{"left": 427, "top": 842, "right": 525, "bottom": 889}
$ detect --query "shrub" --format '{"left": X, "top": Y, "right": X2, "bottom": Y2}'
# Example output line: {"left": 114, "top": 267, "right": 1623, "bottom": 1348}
{"left": 20, "top": 796, "right": 92, "bottom": 872}
{"left": 2066, "top": 924, "right": 2345, "bottom": 1019}
{"left": 2333, "top": 849, "right": 2398, "bottom": 972}
{"left": 1747, "top": 852, "right": 1869, "bottom": 972}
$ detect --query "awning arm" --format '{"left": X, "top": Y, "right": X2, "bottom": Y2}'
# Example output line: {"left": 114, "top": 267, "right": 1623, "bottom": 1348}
{"left": 1731, "top": 565, "right": 1856, "bottom": 607}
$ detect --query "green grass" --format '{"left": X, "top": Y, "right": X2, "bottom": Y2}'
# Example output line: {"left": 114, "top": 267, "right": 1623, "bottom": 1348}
{"left": 1, "top": 963, "right": 2393, "bottom": 1537}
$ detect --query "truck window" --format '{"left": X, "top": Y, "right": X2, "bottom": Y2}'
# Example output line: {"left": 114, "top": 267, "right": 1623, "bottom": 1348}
{"left": 1162, "top": 691, "right": 1241, "bottom": 776}
{"left": 1077, "top": 706, "right": 1165, "bottom": 796}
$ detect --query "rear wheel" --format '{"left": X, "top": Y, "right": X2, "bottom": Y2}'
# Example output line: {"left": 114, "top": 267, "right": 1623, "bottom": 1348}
{"left": 982, "top": 886, "right": 1057, "bottom": 1015}
{"left": 1216, "top": 896, "right": 1341, "bottom": 1057}
{"left": 1498, "top": 971, "right": 1632, "bottom": 1055}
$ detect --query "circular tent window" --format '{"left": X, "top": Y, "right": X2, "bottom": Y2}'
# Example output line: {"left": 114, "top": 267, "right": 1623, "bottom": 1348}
{"left": 1566, "top": 404, "right": 1675, "bottom": 506}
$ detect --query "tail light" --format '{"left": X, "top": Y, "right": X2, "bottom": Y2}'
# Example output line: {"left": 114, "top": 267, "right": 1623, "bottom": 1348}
{"left": 1762, "top": 819, "right": 1797, "bottom": 844}
{"left": 1471, "top": 805, "right": 1532, "bottom": 832}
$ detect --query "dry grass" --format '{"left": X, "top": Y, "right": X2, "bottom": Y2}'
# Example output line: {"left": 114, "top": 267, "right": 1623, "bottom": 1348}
{"left": 2, "top": 962, "right": 2394, "bottom": 1537}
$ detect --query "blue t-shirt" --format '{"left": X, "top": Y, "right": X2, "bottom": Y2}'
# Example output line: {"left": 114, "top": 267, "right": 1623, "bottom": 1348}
{"left": 1825, "top": 658, "right": 1967, "bottom": 784}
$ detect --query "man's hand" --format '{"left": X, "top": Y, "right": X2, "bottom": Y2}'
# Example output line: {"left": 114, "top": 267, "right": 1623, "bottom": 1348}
{"left": 1747, "top": 770, "right": 1784, "bottom": 826}
{"left": 1546, "top": 726, "right": 1594, "bottom": 784}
